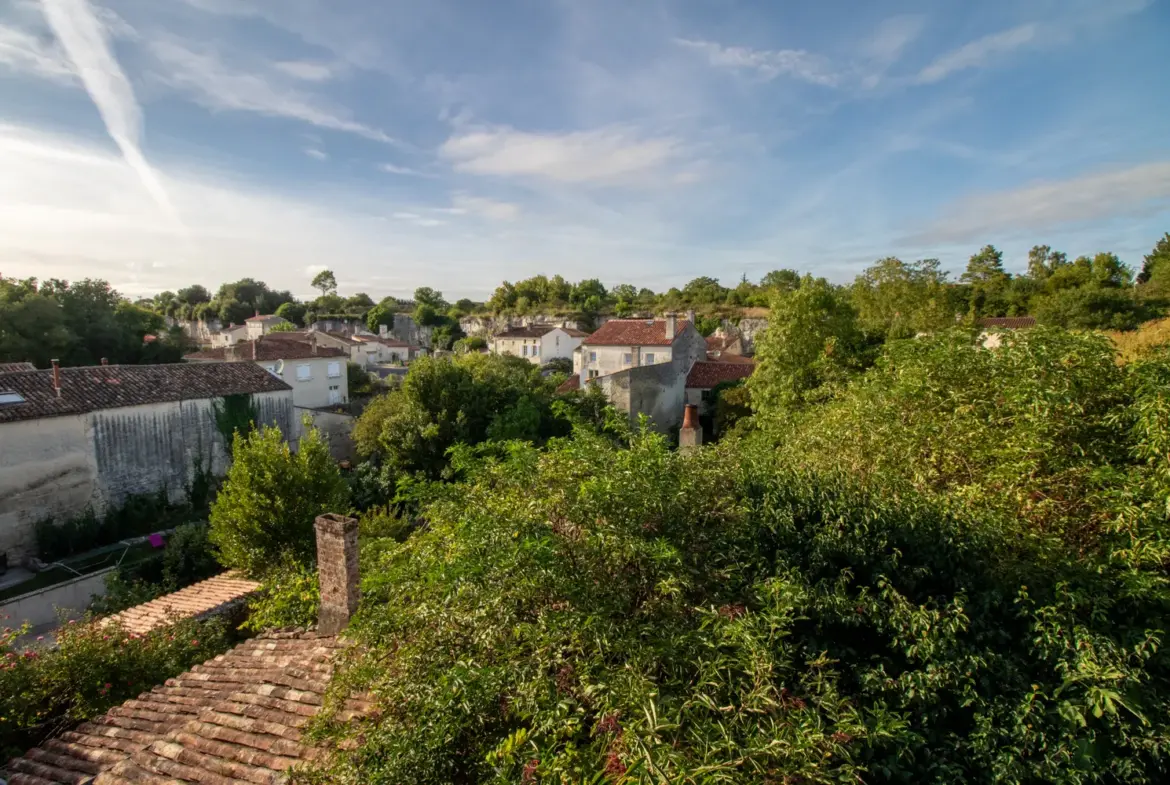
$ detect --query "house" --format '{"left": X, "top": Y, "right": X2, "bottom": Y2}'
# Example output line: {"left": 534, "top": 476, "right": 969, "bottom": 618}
{"left": 705, "top": 329, "right": 745, "bottom": 359}
{"left": 208, "top": 323, "right": 248, "bottom": 349}
{"left": 356, "top": 334, "right": 419, "bottom": 365}
{"left": 184, "top": 334, "right": 349, "bottom": 410}
{"left": 684, "top": 360, "right": 756, "bottom": 415}
{"left": 571, "top": 314, "right": 708, "bottom": 433}
{"left": 0, "top": 362, "right": 294, "bottom": 564}
{"left": 493, "top": 325, "right": 589, "bottom": 365}
{"left": 4, "top": 516, "right": 368, "bottom": 785}
{"left": 244, "top": 312, "right": 292, "bottom": 340}
{"left": 976, "top": 316, "right": 1036, "bottom": 349}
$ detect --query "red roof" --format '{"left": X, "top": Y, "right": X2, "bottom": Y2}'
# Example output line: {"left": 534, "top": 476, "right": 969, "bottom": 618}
{"left": 582, "top": 319, "right": 691, "bottom": 347}
{"left": 185, "top": 337, "right": 346, "bottom": 362}
{"left": 556, "top": 375, "right": 581, "bottom": 393}
{"left": 685, "top": 360, "right": 755, "bottom": 390}
{"left": 976, "top": 317, "right": 1036, "bottom": 329}
{"left": 244, "top": 313, "right": 287, "bottom": 323}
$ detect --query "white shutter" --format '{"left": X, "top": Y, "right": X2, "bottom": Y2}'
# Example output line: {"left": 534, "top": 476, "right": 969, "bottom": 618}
{"left": 327, "top": 362, "right": 341, "bottom": 378}
{"left": 296, "top": 364, "right": 311, "bottom": 381}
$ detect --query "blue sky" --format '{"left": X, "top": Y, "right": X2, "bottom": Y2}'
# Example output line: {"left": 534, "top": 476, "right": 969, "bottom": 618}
{"left": 0, "top": 0, "right": 1167, "bottom": 300}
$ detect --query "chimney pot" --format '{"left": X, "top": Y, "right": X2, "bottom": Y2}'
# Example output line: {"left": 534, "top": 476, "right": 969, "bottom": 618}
{"left": 315, "top": 513, "right": 359, "bottom": 634}
{"left": 51, "top": 359, "right": 61, "bottom": 397}
{"left": 680, "top": 403, "right": 702, "bottom": 452}
{"left": 100, "top": 357, "right": 108, "bottom": 366}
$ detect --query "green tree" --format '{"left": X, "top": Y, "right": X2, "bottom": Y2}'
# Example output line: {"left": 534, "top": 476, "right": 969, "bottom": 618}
{"left": 311, "top": 269, "right": 338, "bottom": 297}
{"left": 413, "top": 287, "right": 447, "bottom": 310}
{"left": 209, "top": 425, "right": 349, "bottom": 577}
{"left": 961, "top": 245, "right": 1010, "bottom": 317}
{"left": 275, "top": 301, "right": 307, "bottom": 327}
{"left": 749, "top": 276, "right": 870, "bottom": 413}
{"left": 366, "top": 301, "right": 396, "bottom": 334}
{"left": 760, "top": 268, "right": 802, "bottom": 292}
{"left": 1136, "top": 231, "right": 1170, "bottom": 286}
{"left": 850, "top": 257, "right": 953, "bottom": 338}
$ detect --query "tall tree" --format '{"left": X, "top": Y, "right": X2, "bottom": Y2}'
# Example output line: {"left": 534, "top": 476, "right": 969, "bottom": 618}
{"left": 311, "top": 269, "right": 338, "bottom": 297}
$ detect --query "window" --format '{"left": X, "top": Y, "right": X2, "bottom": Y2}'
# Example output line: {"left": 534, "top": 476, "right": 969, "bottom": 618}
{"left": 589, "top": 351, "right": 597, "bottom": 363}
{"left": 644, "top": 353, "right": 655, "bottom": 364}
{"left": 296, "top": 363, "right": 311, "bottom": 381}
{"left": 0, "top": 391, "right": 26, "bottom": 405}
{"left": 588, "top": 369, "right": 599, "bottom": 379}
{"left": 623, "top": 353, "right": 633, "bottom": 365}
{"left": 555, "top": 335, "right": 560, "bottom": 346}
{"left": 327, "top": 361, "right": 341, "bottom": 378}
{"left": 522, "top": 345, "right": 529, "bottom": 357}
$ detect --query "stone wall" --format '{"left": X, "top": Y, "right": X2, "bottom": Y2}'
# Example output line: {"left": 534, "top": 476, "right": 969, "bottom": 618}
{"left": 0, "top": 391, "right": 294, "bottom": 563}
{"left": 730, "top": 317, "right": 768, "bottom": 354}
{"left": 459, "top": 314, "right": 588, "bottom": 338}
{"left": 594, "top": 325, "right": 707, "bottom": 434}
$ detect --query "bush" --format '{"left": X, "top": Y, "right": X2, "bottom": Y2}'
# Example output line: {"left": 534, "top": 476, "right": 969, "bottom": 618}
{"left": 209, "top": 425, "right": 349, "bottom": 578}
{"left": 293, "top": 419, "right": 1170, "bottom": 784}
{"left": 89, "top": 523, "right": 221, "bottom": 615}
{"left": 241, "top": 562, "right": 319, "bottom": 633}
{"left": 33, "top": 489, "right": 195, "bottom": 562}
{"left": 0, "top": 615, "right": 233, "bottom": 758}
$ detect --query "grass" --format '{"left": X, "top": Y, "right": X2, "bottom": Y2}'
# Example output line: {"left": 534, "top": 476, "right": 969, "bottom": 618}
{"left": 0, "top": 543, "right": 158, "bottom": 603}
{"left": 1105, "top": 316, "right": 1170, "bottom": 364}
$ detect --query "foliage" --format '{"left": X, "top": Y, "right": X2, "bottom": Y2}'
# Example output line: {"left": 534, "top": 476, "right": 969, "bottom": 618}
{"left": 209, "top": 425, "right": 349, "bottom": 577}
{"left": 347, "top": 362, "right": 377, "bottom": 398}
{"left": 694, "top": 314, "right": 721, "bottom": 336}
{"left": 749, "top": 276, "right": 873, "bottom": 414}
{"left": 34, "top": 489, "right": 200, "bottom": 562}
{"left": 1107, "top": 317, "right": 1170, "bottom": 363}
{"left": 0, "top": 615, "right": 233, "bottom": 758}
{"left": 211, "top": 392, "right": 260, "bottom": 449}
{"left": 242, "top": 561, "right": 320, "bottom": 633}
{"left": 275, "top": 300, "right": 308, "bottom": 326}
{"left": 713, "top": 380, "right": 752, "bottom": 435}
{"left": 90, "top": 523, "right": 221, "bottom": 614}
{"left": 267, "top": 320, "right": 298, "bottom": 332}
{"left": 850, "top": 256, "right": 958, "bottom": 338}
{"left": 305, "top": 420, "right": 1170, "bottom": 784}
{"left": 312, "top": 269, "right": 339, "bottom": 297}
{"left": 366, "top": 301, "right": 396, "bottom": 334}
{"left": 454, "top": 335, "right": 488, "bottom": 354}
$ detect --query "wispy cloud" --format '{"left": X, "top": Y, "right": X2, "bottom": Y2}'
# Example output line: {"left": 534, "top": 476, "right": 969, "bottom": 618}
{"left": 915, "top": 24, "right": 1038, "bottom": 84}
{"left": 273, "top": 60, "right": 336, "bottom": 82}
{"left": 303, "top": 147, "right": 327, "bottom": 160}
{"left": 914, "top": 160, "right": 1170, "bottom": 243}
{"left": 452, "top": 194, "right": 520, "bottom": 221}
{"left": 39, "top": 0, "right": 182, "bottom": 228}
{"left": 147, "top": 39, "right": 398, "bottom": 144}
{"left": 441, "top": 125, "right": 682, "bottom": 186}
{"left": 0, "top": 20, "right": 74, "bottom": 83}
{"left": 675, "top": 38, "right": 839, "bottom": 86}
{"left": 379, "top": 162, "right": 430, "bottom": 177}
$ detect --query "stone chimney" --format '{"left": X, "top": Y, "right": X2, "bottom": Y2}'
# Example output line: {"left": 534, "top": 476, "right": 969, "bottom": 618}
{"left": 100, "top": 357, "right": 108, "bottom": 366}
{"left": 664, "top": 312, "right": 677, "bottom": 341}
{"left": 51, "top": 359, "right": 61, "bottom": 398}
{"left": 315, "top": 513, "right": 359, "bottom": 635}
{"left": 685, "top": 309, "right": 696, "bottom": 328}
{"left": 679, "top": 403, "right": 702, "bottom": 452}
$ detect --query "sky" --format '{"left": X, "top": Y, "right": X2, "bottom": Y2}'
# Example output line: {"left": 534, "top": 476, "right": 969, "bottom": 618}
{"left": 0, "top": 0, "right": 1168, "bottom": 301}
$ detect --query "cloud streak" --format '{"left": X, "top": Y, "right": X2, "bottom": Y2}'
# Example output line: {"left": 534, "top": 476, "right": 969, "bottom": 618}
{"left": 675, "top": 38, "right": 839, "bottom": 86}
{"left": 39, "top": 0, "right": 183, "bottom": 229}
{"left": 916, "top": 24, "right": 1038, "bottom": 84}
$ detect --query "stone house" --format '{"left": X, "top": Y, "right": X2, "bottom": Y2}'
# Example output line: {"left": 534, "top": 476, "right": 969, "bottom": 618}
{"left": 208, "top": 323, "right": 248, "bottom": 349}
{"left": 243, "top": 312, "right": 291, "bottom": 340}
{"left": 705, "top": 329, "right": 745, "bottom": 359}
{"left": 184, "top": 335, "right": 350, "bottom": 410}
{"left": 0, "top": 362, "right": 294, "bottom": 565}
{"left": 4, "top": 515, "right": 367, "bottom": 785}
{"left": 684, "top": 360, "right": 756, "bottom": 415}
{"left": 493, "top": 325, "right": 589, "bottom": 365}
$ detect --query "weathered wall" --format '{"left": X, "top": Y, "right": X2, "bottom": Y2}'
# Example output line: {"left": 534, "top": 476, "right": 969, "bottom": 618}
{"left": 391, "top": 314, "right": 433, "bottom": 348}
{"left": 0, "top": 567, "right": 115, "bottom": 630}
{"left": 731, "top": 317, "right": 768, "bottom": 354}
{"left": 594, "top": 326, "right": 707, "bottom": 434}
{"left": 459, "top": 314, "right": 587, "bottom": 337}
{"left": 299, "top": 408, "right": 357, "bottom": 462}
{"left": 0, "top": 391, "right": 294, "bottom": 563}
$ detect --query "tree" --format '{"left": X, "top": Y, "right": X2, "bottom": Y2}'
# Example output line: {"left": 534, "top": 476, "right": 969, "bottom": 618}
{"left": 961, "top": 245, "right": 1011, "bottom": 317}
{"left": 611, "top": 284, "right": 638, "bottom": 303}
{"left": 209, "top": 424, "right": 349, "bottom": 577}
{"left": 366, "top": 302, "right": 396, "bottom": 334}
{"left": 413, "top": 287, "right": 447, "bottom": 310}
{"left": 267, "top": 321, "right": 298, "bottom": 333}
{"left": 749, "top": 276, "right": 871, "bottom": 413}
{"left": 347, "top": 362, "right": 376, "bottom": 397}
{"left": 345, "top": 293, "right": 375, "bottom": 314}
{"left": 850, "top": 257, "right": 953, "bottom": 339}
{"left": 760, "top": 269, "right": 802, "bottom": 292}
{"left": 275, "top": 301, "right": 307, "bottom": 327}
{"left": 1137, "top": 232, "right": 1170, "bottom": 285}
{"left": 311, "top": 269, "right": 338, "bottom": 297}
{"left": 681, "top": 276, "right": 727, "bottom": 305}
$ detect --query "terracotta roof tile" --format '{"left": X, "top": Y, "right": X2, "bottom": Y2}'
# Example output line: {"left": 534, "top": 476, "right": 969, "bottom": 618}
{"left": 495, "top": 325, "right": 559, "bottom": 339}
{"left": 555, "top": 375, "right": 581, "bottom": 393}
{"left": 582, "top": 319, "right": 691, "bottom": 347}
{"left": 976, "top": 316, "right": 1036, "bottom": 329}
{"left": 6, "top": 631, "right": 364, "bottom": 785}
{"left": 685, "top": 360, "right": 756, "bottom": 389}
{"left": 0, "top": 362, "right": 36, "bottom": 373}
{"left": 103, "top": 573, "right": 260, "bottom": 635}
{"left": 0, "top": 364, "right": 291, "bottom": 425}
{"left": 185, "top": 338, "right": 347, "bottom": 362}
{"left": 244, "top": 314, "right": 287, "bottom": 323}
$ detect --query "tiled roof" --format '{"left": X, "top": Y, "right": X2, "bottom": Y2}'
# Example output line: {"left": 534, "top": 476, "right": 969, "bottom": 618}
{"left": 356, "top": 335, "right": 412, "bottom": 348}
{"left": 582, "top": 319, "right": 691, "bottom": 347}
{"left": 244, "top": 314, "right": 287, "bottom": 323}
{"left": 707, "top": 352, "right": 756, "bottom": 365}
{"left": 103, "top": 573, "right": 260, "bottom": 635}
{"left": 5, "top": 630, "right": 369, "bottom": 785}
{"left": 705, "top": 332, "right": 740, "bottom": 353}
{"left": 495, "top": 325, "right": 558, "bottom": 339}
{"left": 185, "top": 338, "right": 347, "bottom": 362}
{"left": 685, "top": 360, "right": 756, "bottom": 390}
{"left": 0, "top": 363, "right": 291, "bottom": 425}
{"left": 561, "top": 328, "right": 590, "bottom": 338}
{"left": 976, "top": 316, "right": 1037, "bottom": 329}
{"left": 555, "top": 375, "right": 581, "bottom": 393}
{"left": 0, "top": 362, "right": 36, "bottom": 373}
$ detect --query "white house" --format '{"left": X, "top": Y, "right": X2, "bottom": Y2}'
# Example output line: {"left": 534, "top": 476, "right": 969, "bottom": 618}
{"left": 209, "top": 324, "right": 248, "bottom": 349}
{"left": 0, "top": 362, "right": 294, "bottom": 563}
{"left": 244, "top": 313, "right": 291, "bottom": 340}
{"left": 493, "top": 325, "right": 590, "bottom": 365}
{"left": 185, "top": 335, "right": 349, "bottom": 410}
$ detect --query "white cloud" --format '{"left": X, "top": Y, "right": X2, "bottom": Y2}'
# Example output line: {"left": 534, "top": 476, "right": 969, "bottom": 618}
{"left": 452, "top": 195, "right": 520, "bottom": 221}
{"left": 916, "top": 24, "right": 1038, "bottom": 84}
{"left": 40, "top": 0, "right": 182, "bottom": 230}
{"left": 0, "top": 20, "right": 74, "bottom": 83}
{"left": 675, "top": 38, "right": 838, "bottom": 86}
{"left": 865, "top": 15, "right": 926, "bottom": 64}
{"left": 273, "top": 60, "right": 335, "bottom": 82}
{"left": 147, "top": 39, "right": 398, "bottom": 144}
{"left": 379, "top": 162, "right": 430, "bottom": 177}
{"left": 441, "top": 125, "right": 682, "bottom": 186}
{"left": 304, "top": 147, "right": 327, "bottom": 160}
{"left": 915, "top": 160, "right": 1170, "bottom": 243}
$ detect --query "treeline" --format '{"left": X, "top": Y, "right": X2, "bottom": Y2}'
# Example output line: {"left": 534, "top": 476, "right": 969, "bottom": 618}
{"left": 0, "top": 277, "right": 189, "bottom": 369}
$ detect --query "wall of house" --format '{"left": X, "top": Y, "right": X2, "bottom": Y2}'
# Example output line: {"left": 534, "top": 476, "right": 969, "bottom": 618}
{"left": 299, "top": 408, "right": 357, "bottom": 462}
{"left": 461, "top": 314, "right": 588, "bottom": 338}
{"left": 391, "top": 314, "right": 433, "bottom": 349}
{"left": 0, "top": 391, "right": 294, "bottom": 564}
{"left": 256, "top": 357, "right": 347, "bottom": 409}
{"left": 493, "top": 336, "right": 543, "bottom": 363}
{"left": 539, "top": 330, "right": 583, "bottom": 363}
{"left": 580, "top": 345, "right": 673, "bottom": 380}
{"left": 594, "top": 326, "right": 707, "bottom": 433}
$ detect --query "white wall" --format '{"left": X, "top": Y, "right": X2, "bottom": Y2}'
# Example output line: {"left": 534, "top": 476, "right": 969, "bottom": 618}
{"left": 0, "top": 390, "right": 294, "bottom": 563}
{"left": 539, "top": 329, "right": 584, "bottom": 364}
{"left": 494, "top": 336, "right": 542, "bottom": 364}
{"left": 256, "top": 357, "right": 348, "bottom": 408}
{"left": 579, "top": 345, "right": 673, "bottom": 379}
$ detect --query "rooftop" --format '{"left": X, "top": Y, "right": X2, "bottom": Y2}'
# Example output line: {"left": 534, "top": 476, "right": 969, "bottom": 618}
{"left": 555, "top": 375, "right": 581, "bottom": 393}
{"left": 102, "top": 573, "right": 260, "bottom": 635}
{"left": 976, "top": 316, "right": 1037, "bottom": 329}
{"left": 495, "top": 325, "right": 558, "bottom": 339}
{"left": 0, "top": 363, "right": 291, "bottom": 425}
{"left": 582, "top": 318, "right": 691, "bottom": 347}
{"left": 244, "top": 313, "right": 288, "bottom": 323}
{"left": 705, "top": 332, "right": 741, "bottom": 353}
{"left": 355, "top": 335, "right": 413, "bottom": 348}
{"left": 0, "top": 362, "right": 36, "bottom": 373}
{"left": 185, "top": 337, "right": 347, "bottom": 362}
{"left": 4, "top": 630, "right": 368, "bottom": 785}
{"left": 685, "top": 360, "right": 756, "bottom": 389}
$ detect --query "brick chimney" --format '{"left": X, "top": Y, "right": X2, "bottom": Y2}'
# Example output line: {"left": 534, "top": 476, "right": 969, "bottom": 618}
{"left": 680, "top": 403, "right": 702, "bottom": 452}
{"left": 664, "top": 312, "right": 677, "bottom": 341}
{"left": 51, "top": 359, "right": 61, "bottom": 398}
{"left": 100, "top": 357, "right": 108, "bottom": 366}
{"left": 315, "top": 513, "right": 359, "bottom": 635}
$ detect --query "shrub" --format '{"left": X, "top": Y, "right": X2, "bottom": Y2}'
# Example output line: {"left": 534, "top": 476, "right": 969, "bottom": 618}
{"left": 241, "top": 562, "right": 319, "bottom": 633}
{"left": 89, "top": 523, "right": 221, "bottom": 615}
{"left": 209, "top": 425, "right": 349, "bottom": 578}
{"left": 0, "top": 615, "right": 233, "bottom": 758}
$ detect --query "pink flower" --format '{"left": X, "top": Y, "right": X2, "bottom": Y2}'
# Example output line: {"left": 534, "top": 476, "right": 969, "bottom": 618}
{"left": 190, "top": 639, "right": 199, "bottom": 646}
